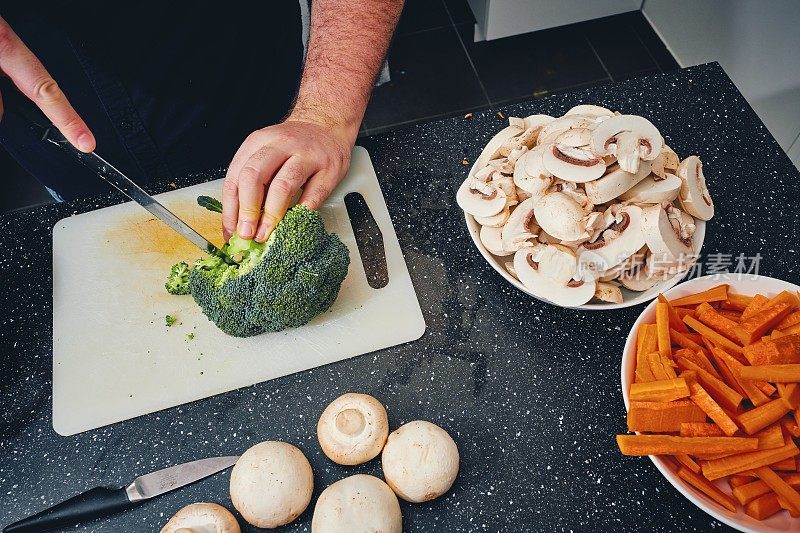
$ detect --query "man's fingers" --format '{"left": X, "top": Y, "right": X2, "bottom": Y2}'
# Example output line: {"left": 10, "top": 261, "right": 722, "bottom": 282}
{"left": 298, "top": 170, "right": 338, "bottom": 211}
{"left": 0, "top": 19, "right": 95, "bottom": 152}
{"left": 236, "top": 147, "right": 288, "bottom": 239}
{"left": 221, "top": 143, "right": 256, "bottom": 240}
{"left": 256, "top": 156, "right": 314, "bottom": 242}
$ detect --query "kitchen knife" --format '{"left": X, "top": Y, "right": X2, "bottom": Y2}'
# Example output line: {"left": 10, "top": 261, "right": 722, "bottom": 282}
{"left": 0, "top": 77, "right": 232, "bottom": 262}
{"left": 2, "top": 455, "right": 239, "bottom": 533}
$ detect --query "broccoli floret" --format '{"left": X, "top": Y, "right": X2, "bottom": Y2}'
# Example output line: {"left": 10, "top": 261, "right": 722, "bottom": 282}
{"left": 197, "top": 195, "right": 223, "bottom": 213}
{"left": 186, "top": 332, "right": 195, "bottom": 341}
{"left": 166, "top": 315, "right": 177, "bottom": 327}
{"left": 165, "top": 262, "right": 191, "bottom": 295}
{"left": 187, "top": 204, "right": 350, "bottom": 337}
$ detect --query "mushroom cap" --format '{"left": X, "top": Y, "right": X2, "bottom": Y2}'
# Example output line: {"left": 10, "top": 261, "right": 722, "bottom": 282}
{"left": 542, "top": 144, "right": 606, "bottom": 183}
{"left": 317, "top": 393, "right": 389, "bottom": 466}
{"left": 640, "top": 203, "right": 694, "bottom": 261}
{"left": 536, "top": 115, "right": 595, "bottom": 145}
{"left": 381, "top": 421, "right": 459, "bottom": 503}
{"left": 676, "top": 155, "right": 714, "bottom": 220}
{"left": 472, "top": 124, "right": 524, "bottom": 171}
{"left": 577, "top": 205, "right": 646, "bottom": 274}
{"left": 311, "top": 474, "right": 402, "bottom": 533}
{"left": 590, "top": 115, "right": 664, "bottom": 173}
{"left": 160, "top": 503, "right": 240, "bottom": 533}
{"left": 456, "top": 177, "right": 507, "bottom": 217}
{"left": 584, "top": 160, "right": 652, "bottom": 204}
{"left": 564, "top": 104, "right": 614, "bottom": 119}
{"left": 619, "top": 173, "right": 682, "bottom": 203}
{"left": 229, "top": 441, "right": 313, "bottom": 529}
{"left": 479, "top": 225, "right": 514, "bottom": 256}
{"left": 474, "top": 206, "right": 511, "bottom": 227}
{"left": 533, "top": 192, "right": 587, "bottom": 241}
{"left": 513, "top": 145, "right": 553, "bottom": 196}
{"left": 513, "top": 246, "right": 597, "bottom": 307}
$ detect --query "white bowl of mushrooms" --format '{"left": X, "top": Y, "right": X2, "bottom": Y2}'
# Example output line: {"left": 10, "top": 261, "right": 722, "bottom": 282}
{"left": 457, "top": 105, "right": 713, "bottom": 309}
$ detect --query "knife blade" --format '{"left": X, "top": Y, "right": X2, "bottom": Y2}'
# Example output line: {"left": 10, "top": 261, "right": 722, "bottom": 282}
{"left": 2, "top": 455, "right": 239, "bottom": 533}
{"left": 0, "top": 77, "right": 230, "bottom": 261}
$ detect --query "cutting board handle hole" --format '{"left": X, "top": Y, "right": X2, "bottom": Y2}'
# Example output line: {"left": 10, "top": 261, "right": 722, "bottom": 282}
{"left": 344, "top": 192, "right": 388, "bottom": 289}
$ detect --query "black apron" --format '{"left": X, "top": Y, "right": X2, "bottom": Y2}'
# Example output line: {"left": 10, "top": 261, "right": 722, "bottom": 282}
{"left": 1, "top": 1, "right": 303, "bottom": 200}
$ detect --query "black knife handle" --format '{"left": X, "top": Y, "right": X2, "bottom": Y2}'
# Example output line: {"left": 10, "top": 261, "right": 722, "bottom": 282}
{"left": 3, "top": 486, "right": 137, "bottom": 533}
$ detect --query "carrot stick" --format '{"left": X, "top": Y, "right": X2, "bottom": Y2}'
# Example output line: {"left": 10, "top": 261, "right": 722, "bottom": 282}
{"left": 694, "top": 425, "right": 784, "bottom": 459}
{"left": 656, "top": 303, "right": 672, "bottom": 360}
{"left": 659, "top": 293, "right": 690, "bottom": 333}
{"left": 744, "top": 493, "right": 782, "bottom": 520}
{"left": 696, "top": 302, "right": 741, "bottom": 342}
{"left": 782, "top": 323, "right": 800, "bottom": 336}
{"left": 744, "top": 335, "right": 800, "bottom": 366}
{"left": 778, "top": 311, "right": 800, "bottom": 331}
{"left": 738, "top": 398, "right": 791, "bottom": 435}
{"left": 701, "top": 441, "right": 800, "bottom": 480}
{"left": 735, "top": 303, "right": 795, "bottom": 345}
{"left": 680, "top": 422, "right": 725, "bottom": 437}
{"left": 675, "top": 454, "right": 701, "bottom": 474}
{"left": 617, "top": 435, "right": 758, "bottom": 456}
{"left": 676, "top": 307, "right": 695, "bottom": 319}
{"left": 671, "top": 285, "right": 729, "bottom": 307}
{"left": 629, "top": 377, "right": 690, "bottom": 402}
{"left": 717, "top": 309, "right": 743, "bottom": 322}
{"left": 678, "top": 359, "right": 743, "bottom": 412}
{"left": 627, "top": 400, "right": 706, "bottom": 433}
{"left": 724, "top": 293, "right": 754, "bottom": 312}
{"left": 707, "top": 344, "right": 772, "bottom": 406}
{"left": 674, "top": 347, "right": 720, "bottom": 379}
{"left": 647, "top": 352, "right": 677, "bottom": 380}
{"left": 778, "top": 383, "right": 800, "bottom": 410}
{"left": 733, "top": 473, "right": 800, "bottom": 505}
{"left": 677, "top": 466, "right": 737, "bottom": 513}
{"left": 729, "top": 474, "right": 756, "bottom": 489}
{"left": 685, "top": 376, "right": 739, "bottom": 436}
{"left": 782, "top": 417, "right": 800, "bottom": 438}
{"left": 740, "top": 364, "right": 800, "bottom": 382}
{"left": 742, "top": 294, "right": 770, "bottom": 320}
{"left": 765, "top": 290, "right": 800, "bottom": 311}
{"left": 706, "top": 345, "right": 748, "bottom": 398}
{"left": 768, "top": 457, "right": 798, "bottom": 472}
{"left": 755, "top": 466, "right": 800, "bottom": 514}
{"left": 670, "top": 328, "right": 705, "bottom": 352}
{"left": 684, "top": 315, "right": 744, "bottom": 354}
{"left": 636, "top": 324, "right": 658, "bottom": 382}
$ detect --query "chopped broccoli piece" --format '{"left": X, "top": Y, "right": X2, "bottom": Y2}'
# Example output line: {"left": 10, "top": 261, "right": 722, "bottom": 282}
{"left": 186, "top": 332, "right": 195, "bottom": 341}
{"left": 187, "top": 204, "right": 350, "bottom": 337}
{"left": 166, "top": 315, "right": 177, "bottom": 327}
{"left": 197, "top": 196, "right": 223, "bottom": 213}
{"left": 165, "top": 262, "right": 191, "bottom": 295}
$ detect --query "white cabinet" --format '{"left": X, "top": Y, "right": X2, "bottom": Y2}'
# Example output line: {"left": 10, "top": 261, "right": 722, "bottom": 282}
{"left": 643, "top": 0, "right": 800, "bottom": 168}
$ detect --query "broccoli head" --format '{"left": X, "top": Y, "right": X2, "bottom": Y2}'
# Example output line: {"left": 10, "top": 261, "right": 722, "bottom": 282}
{"left": 187, "top": 204, "right": 350, "bottom": 337}
{"left": 165, "top": 261, "right": 191, "bottom": 295}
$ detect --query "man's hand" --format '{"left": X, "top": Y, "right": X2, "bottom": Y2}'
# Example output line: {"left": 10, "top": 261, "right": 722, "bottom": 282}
{"left": 222, "top": 116, "right": 357, "bottom": 242}
{"left": 222, "top": 0, "right": 403, "bottom": 242}
{"left": 0, "top": 17, "right": 95, "bottom": 152}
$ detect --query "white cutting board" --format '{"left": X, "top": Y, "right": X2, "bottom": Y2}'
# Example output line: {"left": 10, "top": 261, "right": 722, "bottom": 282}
{"left": 52, "top": 147, "right": 425, "bottom": 436}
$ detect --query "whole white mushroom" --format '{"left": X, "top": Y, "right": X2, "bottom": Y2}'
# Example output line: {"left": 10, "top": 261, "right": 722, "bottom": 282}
{"left": 311, "top": 474, "right": 402, "bottom": 533}
{"left": 381, "top": 420, "right": 459, "bottom": 503}
{"left": 229, "top": 441, "right": 313, "bottom": 529}
{"left": 160, "top": 502, "right": 240, "bottom": 533}
{"left": 317, "top": 392, "right": 389, "bottom": 465}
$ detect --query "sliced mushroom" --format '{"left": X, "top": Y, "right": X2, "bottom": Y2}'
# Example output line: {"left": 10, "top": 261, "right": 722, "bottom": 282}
{"left": 542, "top": 144, "right": 606, "bottom": 183}
{"left": 676, "top": 155, "right": 714, "bottom": 220}
{"left": 523, "top": 114, "right": 556, "bottom": 135}
{"left": 479, "top": 225, "right": 514, "bottom": 256}
{"left": 513, "top": 145, "right": 553, "bottom": 196}
{"left": 584, "top": 160, "right": 652, "bottom": 204}
{"left": 564, "top": 104, "right": 614, "bottom": 120}
{"left": 590, "top": 115, "right": 664, "bottom": 174}
{"left": 501, "top": 198, "right": 538, "bottom": 248}
{"left": 619, "top": 173, "right": 681, "bottom": 203}
{"left": 552, "top": 127, "right": 593, "bottom": 147}
{"left": 474, "top": 207, "right": 510, "bottom": 227}
{"left": 537, "top": 115, "right": 595, "bottom": 145}
{"left": 491, "top": 174, "right": 518, "bottom": 206}
{"left": 551, "top": 180, "right": 594, "bottom": 214}
{"left": 650, "top": 151, "right": 667, "bottom": 179}
{"left": 594, "top": 282, "right": 623, "bottom": 304}
{"left": 472, "top": 165, "right": 495, "bottom": 182}
{"left": 473, "top": 125, "right": 524, "bottom": 171}
{"left": 576, "top": 205, "right": 646, "bottom": 278}
{"left": 640, "top": 203, "right": 694, "bottom": 261}
{"left": 533, "top": 192, "right": 588, "bottom": 241}
{"left": 513, "top": 246, "right": 597, "bottom": 307}
{"left": 661, "top": 145, "right": 680, "bottom": 171}
{"left": 456, "top": 178, "right": 507, "bottom": 217}
{"left": 619, "top": 260, "right": 671, "bottom": 292}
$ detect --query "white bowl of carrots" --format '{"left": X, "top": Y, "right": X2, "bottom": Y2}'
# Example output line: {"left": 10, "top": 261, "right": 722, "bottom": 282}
{"left": 620, "top": 274, "right": 800, "bottom": 532}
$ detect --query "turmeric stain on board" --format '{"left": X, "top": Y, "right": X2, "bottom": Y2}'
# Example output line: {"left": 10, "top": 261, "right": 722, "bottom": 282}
{"left": 103, "top": 198, "right": 225, "bottom": 270}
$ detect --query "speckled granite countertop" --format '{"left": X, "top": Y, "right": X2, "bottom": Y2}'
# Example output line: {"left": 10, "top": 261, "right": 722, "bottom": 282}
{"left": 1, "top": 63, "right": 798, "bottom": 532}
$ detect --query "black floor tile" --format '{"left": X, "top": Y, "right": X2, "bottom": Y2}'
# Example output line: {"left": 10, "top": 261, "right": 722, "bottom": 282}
{"left": 363, "top": 25, "right": 489, "bottom": 131}
{"left": 612, "top": 67, "right": 661, "bottom": 82}
{"left": 625, "top": 11, "right": 681, "bottom": 72}
{"left": 443, "top": 0, "right": 476, "bottom": 25}
{"left": 584, "top": 13, "right": 660, "bottom": 82}
{"left": 491, "top": 78, "right": 614, "bottom": 109}
{"left": 458, "top": 22, "right": 610, "bottom": 105}
{"left": 395, "top": 0, "right": 451, "bottom": 36}
{"left": 366, "top": 102, "right": 491, "bottom": 137}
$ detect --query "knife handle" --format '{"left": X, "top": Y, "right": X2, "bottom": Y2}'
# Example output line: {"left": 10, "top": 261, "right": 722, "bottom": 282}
{"left": 3, "top": 486, "right": 136, "bottom": 533}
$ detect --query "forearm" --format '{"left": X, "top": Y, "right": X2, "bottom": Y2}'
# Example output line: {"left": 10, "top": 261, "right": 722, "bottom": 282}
{"left": 289, "top": 0, "right": 403, "bottom": 138}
